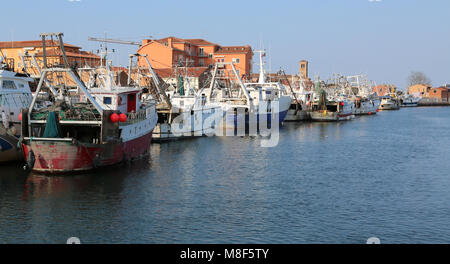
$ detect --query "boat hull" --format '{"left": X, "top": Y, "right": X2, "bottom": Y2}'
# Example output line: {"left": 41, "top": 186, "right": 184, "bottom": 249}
{"left": 225, "top": 109, "right": 289, "bottom": 130}
{"left": 284, "top": 109, "right": 311, "bottom": 121}
{"left": 0, "top": 133, "right": 22, "bottom": 163}
{"left": 22, "top": 132, "right": 153, "bottom": 173}
{"left": 152, "top": 106, "right": 221, "bottom": 142}
{"left": 311, "top": 111, "right": 354, "bottom": 122}
{"left": 401, "top": 102, "right": 418, "bottom": 107}
{"left": 379, "top": 103, "right": 400, "bottom": 110}
{"left": 354, "top": 100, "right": 381, "bottom": 115}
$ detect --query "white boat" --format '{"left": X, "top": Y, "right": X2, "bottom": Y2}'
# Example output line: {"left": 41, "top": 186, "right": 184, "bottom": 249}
{"left": 353, "top": 95, "right": 380, "bottom": 115}
{"left": 208, "top": 51, "right": 291, "bottom": 131}
{"left": 0, "top": 58, "right": 34, "bottom": 162}
{"left": 401, "top": 95, "right": 420, "bottom": 107}
{"left": 346, "top": 75, "right": 381, "bottom": 115}
{"left": 136, "top": 54, "right": 222, "bottom": 141}
{"left": 379, "top": 95, "right": 401, "bottom": 110}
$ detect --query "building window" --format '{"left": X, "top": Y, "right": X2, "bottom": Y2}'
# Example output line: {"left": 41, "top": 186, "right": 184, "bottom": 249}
{"left": 209, "top": 53, "right": 213, "bottom": 58}
{"left": 199, "top": 59, "right": 204, "bottom": 67}
{"left": 2, "top": 80, "right": 17, "bottom": 89}
{"left": 103, "top": 97, "right": 112, "bottom": 105}
{"left": 199, "top": 48, "right": 204, "bottom": 56}
{"left": 236, "top": 58, "right": 240, "bottom": 63}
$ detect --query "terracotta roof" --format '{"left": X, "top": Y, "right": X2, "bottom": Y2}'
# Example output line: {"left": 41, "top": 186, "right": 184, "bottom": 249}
{"left": 153, "top": 67, "right": 209, "bottom": 78}
{"left": 184, "top": 39, "right": 218, "bottom": 46}
{"left": 111, "top": 66, "right": 128, "bottom": 72}
{"left": 35, "top": 49, "right": 100, "bottom": 59}
{"left": 0, "top": 40, "right": 80, "bottom": 49}
{"left": 156, "top": 36, "right": 186, "bottom": 44}
{"left": 432, "top": 86, "right": 449, "bottom": 90}
{"left": 215, "top": 46, "right": 252, "bottom": 54}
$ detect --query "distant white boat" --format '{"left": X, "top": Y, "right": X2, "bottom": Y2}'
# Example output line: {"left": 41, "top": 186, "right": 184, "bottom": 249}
{"left": 353, "top": 95, "right": 380, "bottom": 115}
{"left": 401, "top": 95, "right": 420, "bottom": 107}
{"left": 379, "top": 96, "right": 401, "bottom": 110}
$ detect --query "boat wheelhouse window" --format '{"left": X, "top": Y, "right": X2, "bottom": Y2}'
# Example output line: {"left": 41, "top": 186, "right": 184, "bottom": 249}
{"left": 103, "top": 96, "right": 112, "bottom": 105}
{"left": 2, "top": 80, "right": 17, "bottom": 89}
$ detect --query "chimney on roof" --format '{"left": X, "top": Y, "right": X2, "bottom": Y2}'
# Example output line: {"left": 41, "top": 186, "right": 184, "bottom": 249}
{"left": 142, "top": 39, "right": 152, "bottom": 45}
{"left": 168, "top": 37, "right": 173, "bottom": 48}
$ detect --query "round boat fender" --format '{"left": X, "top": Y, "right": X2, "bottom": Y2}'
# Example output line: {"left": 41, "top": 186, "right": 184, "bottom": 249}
{"left": 23, "top": 150, "right": 35, "bottom": 171}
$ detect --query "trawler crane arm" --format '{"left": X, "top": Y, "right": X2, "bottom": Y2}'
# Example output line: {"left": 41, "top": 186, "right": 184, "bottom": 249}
{"left": 229, "top": 62, "right": 253, "bottom": 109}
{"left": 130, "top": 54, "right": 172, "bottom": 109}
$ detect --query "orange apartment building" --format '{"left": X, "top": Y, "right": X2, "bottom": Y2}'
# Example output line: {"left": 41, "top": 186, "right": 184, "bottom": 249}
{"left": 137, "top": 36, "right": 253, "bottom": 81}
{"left": 0, "top": 40, "right": 100, "bottom": 77}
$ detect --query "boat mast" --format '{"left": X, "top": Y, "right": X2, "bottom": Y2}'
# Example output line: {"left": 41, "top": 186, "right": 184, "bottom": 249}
{"left": 255, "top": 50, "right": 266, "bottom": 84}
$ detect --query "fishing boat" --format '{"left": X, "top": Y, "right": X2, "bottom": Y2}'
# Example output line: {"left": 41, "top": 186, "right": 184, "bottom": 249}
{"left": 400, "top": 94, "right": 420, "bottom": 107}
{"left": 353, "top": 95, "right": 380, "bottom": 115}
{"left": 310, "top": 90, "right": 355, "bottom": 122}
{"left": 135, "top": 54, "right": 222, "bottom": 141}
{"left": 283, "top": 72, "right": 313, "bottom": 122}
{"left": 346, "top": 75, "right": 380, "bottom": 115}
{"left": 208, "top": 53, "right": 291, "bottom": 132}
{"left": 0, "top": 57, "right": 34, "bottom": 163}
{"left": 20, "top": 33, "right": 157, "bottom": 173}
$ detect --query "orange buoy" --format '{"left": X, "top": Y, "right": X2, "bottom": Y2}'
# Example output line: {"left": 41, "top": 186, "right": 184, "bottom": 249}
{"left": 19, "top": 113, "right": 22, "bottom": 121}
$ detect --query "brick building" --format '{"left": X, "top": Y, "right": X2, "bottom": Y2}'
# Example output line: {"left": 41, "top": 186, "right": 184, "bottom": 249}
{"left": 428, "top": 87, "right": 449, "bottom": 102}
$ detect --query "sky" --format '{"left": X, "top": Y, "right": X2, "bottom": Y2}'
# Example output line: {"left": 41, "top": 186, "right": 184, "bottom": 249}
{"left": 1, "top": 0, "right": 449, "bottom": 89}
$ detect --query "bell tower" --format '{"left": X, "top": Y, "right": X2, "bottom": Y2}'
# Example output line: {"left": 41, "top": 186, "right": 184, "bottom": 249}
{"left": 299, "top": 60, "right": 308, "bottom": 79}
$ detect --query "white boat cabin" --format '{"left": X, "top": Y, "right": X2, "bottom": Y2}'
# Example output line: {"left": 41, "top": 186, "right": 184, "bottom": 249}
{"left": 0, "top": 70, "right": 33, "bottom": 128}
{"left": 89, "top": 87, "right": 142, "bottom": 113}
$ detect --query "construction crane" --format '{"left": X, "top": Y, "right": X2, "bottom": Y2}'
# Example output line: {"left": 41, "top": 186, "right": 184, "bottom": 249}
{"left": 87, "top": 37, "right": 142, "bottom": 46}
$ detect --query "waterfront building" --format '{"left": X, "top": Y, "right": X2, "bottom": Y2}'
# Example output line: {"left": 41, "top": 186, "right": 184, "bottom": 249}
{"left": 372, "top": 84, "right": 397, "bottom": 96}
{"left": 0, "top": 40, "right": 100, "bottom": 78}
{"left": 428, "top": 87, "right": 449, "bottom": 103}
{"left": 408, "top": 83, "right": 432, "bottom": 98}
{"left": 136, "top": 36, "right": 253, "bottom": 80}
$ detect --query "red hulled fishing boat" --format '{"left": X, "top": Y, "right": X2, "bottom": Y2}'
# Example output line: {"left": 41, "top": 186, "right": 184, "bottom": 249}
{"left": 20, "top": 33, "right": 157, "bottom": 173}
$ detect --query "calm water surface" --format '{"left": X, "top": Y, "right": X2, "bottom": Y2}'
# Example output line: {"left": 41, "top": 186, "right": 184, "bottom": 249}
{"left": 1, "top": 107, "right": 450, "bottom": 243}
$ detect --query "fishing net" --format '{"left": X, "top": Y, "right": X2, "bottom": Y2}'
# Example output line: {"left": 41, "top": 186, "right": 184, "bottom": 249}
{"left": 42, "top": 112, "right": 60, "bottom": 138}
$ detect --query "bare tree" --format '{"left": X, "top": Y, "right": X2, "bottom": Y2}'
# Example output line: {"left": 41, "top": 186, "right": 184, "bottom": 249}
{"left": 408, "top": 71, "right": 431, "bottom": 86}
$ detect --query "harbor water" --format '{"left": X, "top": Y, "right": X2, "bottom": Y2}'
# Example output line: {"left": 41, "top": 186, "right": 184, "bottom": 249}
{"left": 1, "top": 107, "right": 450, "bottom": 243}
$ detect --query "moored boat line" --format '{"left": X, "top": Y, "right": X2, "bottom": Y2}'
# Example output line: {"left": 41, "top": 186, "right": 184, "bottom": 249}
{"left": 0, "top": 31, "right": 436, "bottom": 169}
